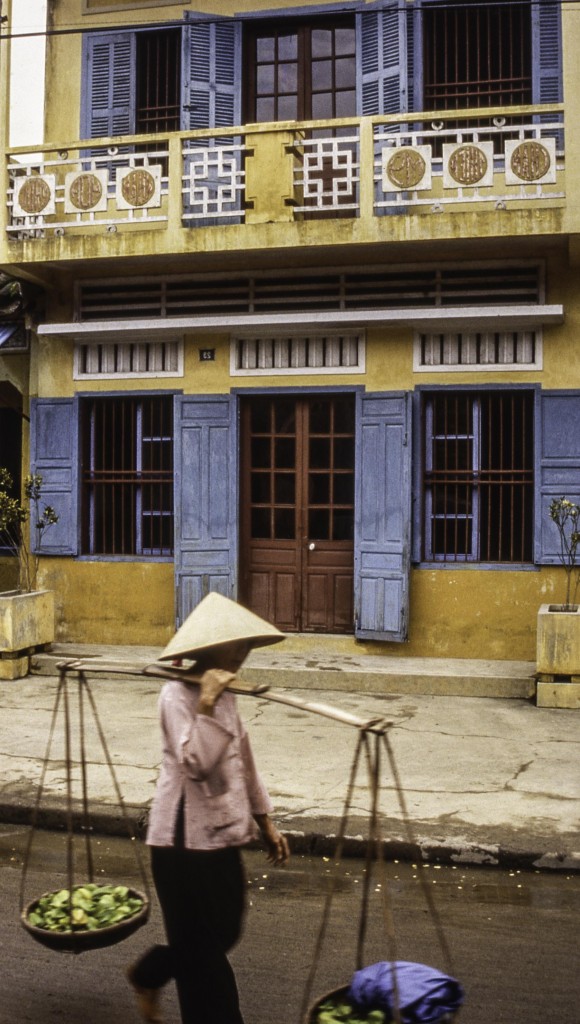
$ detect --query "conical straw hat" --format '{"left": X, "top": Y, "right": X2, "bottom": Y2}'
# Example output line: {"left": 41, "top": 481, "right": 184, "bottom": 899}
{"left": 159, "top": 593, "right": 285, "bottom": 662}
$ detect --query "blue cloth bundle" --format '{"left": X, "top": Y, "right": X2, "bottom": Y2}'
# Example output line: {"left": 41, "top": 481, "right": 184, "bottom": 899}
{"left": 349, "top": 960, "right": 464, "bottom": 1023}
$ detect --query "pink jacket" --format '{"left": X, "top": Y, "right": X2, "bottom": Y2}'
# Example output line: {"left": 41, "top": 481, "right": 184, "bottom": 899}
{"left": 146, "top": 678, "right": 273, "bottom": 851}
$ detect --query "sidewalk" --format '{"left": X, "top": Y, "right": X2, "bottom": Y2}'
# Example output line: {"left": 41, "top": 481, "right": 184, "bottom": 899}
{"left": 0, "top": 644, "right": 577, "bottom": 872}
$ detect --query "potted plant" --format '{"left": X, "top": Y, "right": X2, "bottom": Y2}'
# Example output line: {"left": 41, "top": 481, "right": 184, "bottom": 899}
{"left": 537, "top": 497, "right": 580, "bottom": 708}
{"left": 0, "top": 469, "right": 59, "bottom": 679}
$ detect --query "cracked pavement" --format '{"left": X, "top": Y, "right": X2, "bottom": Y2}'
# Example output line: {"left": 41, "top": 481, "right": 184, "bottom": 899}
{"left": 0, "top": 674, "right": 578, "bottom": 871}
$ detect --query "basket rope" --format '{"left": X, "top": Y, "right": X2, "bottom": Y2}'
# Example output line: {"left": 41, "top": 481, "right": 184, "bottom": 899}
{"left": 20, "top": 666, "right": 150, "bottom": 952}
{"left": 300, "top": 724, "right": 456, "bottom": 1024}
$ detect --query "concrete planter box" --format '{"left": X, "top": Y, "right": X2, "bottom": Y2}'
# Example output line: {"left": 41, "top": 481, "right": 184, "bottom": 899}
{"left": 0, "top": 590, "right": 55, "bottom": 680}
{"left": 536, "top": 603, "right": 580, "bottom": 708}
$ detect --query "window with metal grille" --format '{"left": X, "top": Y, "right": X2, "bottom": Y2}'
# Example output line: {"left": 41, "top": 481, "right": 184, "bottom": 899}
{"left": 80, "top": 395, "right": 174, "bottom": 557}
{"left": 424, "top": 1, "right": 532, "bottom": 110}
{"left": 231, "top": 333, "right": 364, "bottom": 375}
{"left": 135, "top": 29, "right": 181, "bottom": 134}
{"left": 74, "top": 340, "right": 183, "bottom": 379}
{"left": 415, "top": 330, "right": 540, "bottom": 371}
{"left": 422, "top": 391, "right": 534, "bottom": 563}
{"left": 0, "top": 405, "right": 22, "bottom": 556}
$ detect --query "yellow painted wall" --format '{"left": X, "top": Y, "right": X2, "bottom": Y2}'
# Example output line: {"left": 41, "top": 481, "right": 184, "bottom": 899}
{"left": 15, "top": 0, "right": 580, "bottom": 658}
{"left": 37, "top": 558, "right": 175, "bottom": 645}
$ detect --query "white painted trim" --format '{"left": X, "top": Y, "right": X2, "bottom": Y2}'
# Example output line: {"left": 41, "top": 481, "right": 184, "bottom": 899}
{"left": 413, "top": 329, "right": 544, "bottom": 373}
{"left": 38, "top": 305, "right": 564, "bottom": 341}
{"left": 73, "top": 338, "right": 184, "bottom": 380}
{"left": 230, "top": 331, "right": 366, "bottom": 376}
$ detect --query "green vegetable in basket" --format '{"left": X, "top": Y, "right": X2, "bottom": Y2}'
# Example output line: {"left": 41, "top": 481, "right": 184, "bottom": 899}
{"left": 27, "top": 883, "right": 144, "bottom": 933}
{"left": 315, "top": 998, "right": 386, "bottom": 1023}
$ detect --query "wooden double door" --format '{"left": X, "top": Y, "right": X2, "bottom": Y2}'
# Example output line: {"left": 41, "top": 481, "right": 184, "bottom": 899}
{"left": 239, "top": 394, "right": 355, "bottom": 633}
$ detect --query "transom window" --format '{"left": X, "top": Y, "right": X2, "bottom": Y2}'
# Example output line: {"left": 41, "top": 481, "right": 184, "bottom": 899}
{"left": 80, "top": 395, "right": 174, "bottom": 557}
{"left": 422, "top": 391, "right": 534, "bottom": 563}
{"left": 244, "top": 18, "right": 357, "bottom": 123}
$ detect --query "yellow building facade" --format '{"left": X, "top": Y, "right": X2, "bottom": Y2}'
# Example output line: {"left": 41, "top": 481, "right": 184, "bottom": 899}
{"left": 0, "top": 0, "right": 578, "bottom": 659}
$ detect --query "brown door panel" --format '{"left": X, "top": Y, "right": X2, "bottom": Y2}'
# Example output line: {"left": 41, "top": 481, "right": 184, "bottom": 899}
{"left": 240, "top": 395, "right": 354, "bottom": 633}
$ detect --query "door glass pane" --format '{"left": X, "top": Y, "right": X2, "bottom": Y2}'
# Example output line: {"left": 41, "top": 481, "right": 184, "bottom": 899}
{"left": 256, "top": 37, "right": 275, "bottom": 62}
{"left": 333, "top": 509, "right": 354, "bottom": 541}
{"left": 336, "top": 28, "right": 355, "bottom": 55}
{"left": 279, "top": 63, "right": 298, "bottom": 93}
{"left": 310, "top": 401, "right": 331, "bottom": 432}
{"left": 251, "top": 437, "right": 271, "bottom": 468}
{"left": 279, "top": 96, "right": 298, "bottom": 120}
{"left": 310, "top": 437, "right": 331, "bottom": 469}
{"left": 251, "top": 400, "right": 271, "bottom": 433}
{"left": 312, "top": 60, "right": 333, "bottom": 90}
{"left": 312, "top": 93, "right": 334, "bottom": 120}
{"left": 309, "top": 508, "right": 330, "bottom": 539}
{"left": 275, "top": 399, "right": 296, "bottom": 433}
{"left": 278, "top": 33, "right": 298, "bottom": 60}
{"left": 251, "top": 473, "right": 271, "bottom": 503}
{"left": 257, "top": 65, "right": 275, "bottom": 93}
{"left": 334, "top": 473, "right": 354, "bottom": 504}
{"left": 275, "top": 508, "right": 295, "bottom": 539}
{"left": 333, "top": 436, "right": 354, "bottom": 469}
{"left": 311, "top": 29, "right": 332, "bottom": 58}
{"left": 275, "top": 473, "right": 295, "bottom": 504}
{"left": 275, "top": 437, "right": 295, "bottom": 468}
{"left": 309, "top": 473, "right": 330, "bottom": 504}
{"left": 256, "top": 97, "right": 276, "bottom": 121}
{"left": 251, "top": 507, "right": 271, "bottom": 539}
{"left": 334, "top": 397, "right": 355, "bottom": 431}
{"left": 335, "top": 90, "right": 356, "bottom": 118}
{"left": 336, "top": 57, "right": 356, "bottom": 87}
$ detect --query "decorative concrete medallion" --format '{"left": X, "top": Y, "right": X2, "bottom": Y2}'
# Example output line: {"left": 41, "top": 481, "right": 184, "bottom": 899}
{"left": 69, "top": 173, "right": 103, "bottom": 210}
{"left": 504, "top": 137, "right": 557, "bottom": 186}
{"left": 386, "top": 149, "right": 426, "bottom": 189}
{"left": 121, "top": 169, "right": 155, "bottom": 206}
{"left": 510, "top": 140, "right": 551, "bottom": 181}
{"left": 64, "top": 169, "right": 108, "bottom": 214}
{"left": 381, "top": 145, "right": 432, "bottom": 194}
{"left": 13, "top": 175, "right": 56, "bottom": 217}
{"left": 443, "top": 142, "right": 494, "bottom": 189}
{"left": 447, "top": 144, "right": 488, "bottom": 185}
{"left": 116, "top": 165, "right": 162, "bottom": 210}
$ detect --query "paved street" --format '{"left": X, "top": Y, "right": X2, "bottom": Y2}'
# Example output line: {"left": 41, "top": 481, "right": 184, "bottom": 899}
{"left": 2, "top": 826, "right": 579, "bottom": 1024}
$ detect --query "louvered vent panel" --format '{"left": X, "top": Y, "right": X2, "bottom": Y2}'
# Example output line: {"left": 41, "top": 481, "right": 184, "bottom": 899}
{"left": 77, "top": 264, "right": 542, "bottom": 321}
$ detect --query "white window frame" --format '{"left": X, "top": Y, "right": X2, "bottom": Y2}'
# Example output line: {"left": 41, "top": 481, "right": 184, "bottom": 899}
{"left": 413, "top": 329, "right": 543, "bottom": 373}
{"left": 230, "top": 331, "right": 366, "bottom": 376}
{"left": 74, "top": 338, "right": 184, "bottom": 380}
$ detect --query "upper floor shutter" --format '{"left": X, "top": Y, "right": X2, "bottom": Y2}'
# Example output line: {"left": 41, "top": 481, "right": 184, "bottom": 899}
{"left": 354, "top": 391, "right": 412, "bottom": 641}
{"left": 30, "top": 398, "right": 79, "bottom": 556}
{"left": 535, "top": 391, "right": 580, "bottom": 564}
{"left": 174, "top": 395, "right": 238, "bottom": 626}
{"left": 356, "top": 2, "right": 411, "bottom": 116}
{"left": 531, "top": 0, "right": 563, "bottom": 106}
{"left": 182, "top": 16, "right": 242, "bottom": 131}
{"left": 81, "top": 32, "right": 136, "bottom": 139}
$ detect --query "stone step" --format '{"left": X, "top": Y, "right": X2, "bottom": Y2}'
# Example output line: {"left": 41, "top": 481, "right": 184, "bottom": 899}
{"left": 30, "top": 643, "right": 537, "bottom": 699}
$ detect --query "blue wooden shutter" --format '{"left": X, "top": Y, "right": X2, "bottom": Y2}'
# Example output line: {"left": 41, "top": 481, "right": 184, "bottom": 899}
{"left": 81, "top": 32, "right": 136, "bottom": 140}
{"left": 182, "top": 16, "right": 242, "bottom": 131}
{"left": 174, "top": 395, "right": 237, "bottom": 626}
{"left": 531, "top": 0, "right": 563, "bottom": 107}
{"left": 30, "top": 398, "right": 78, "bottom": 556}
{"left": 354, "top": 392, "right": 412, "bottom": 641}
{"left": 356, "top": 2, "right": 410, "bottom": 116}
{"left": 535, "top": 391, "right": 580, "bottom": 564}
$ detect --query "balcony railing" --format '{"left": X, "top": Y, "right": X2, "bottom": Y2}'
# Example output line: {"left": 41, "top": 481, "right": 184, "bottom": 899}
{"left": 4, "top": 104, "right": 564, "bottom": 241}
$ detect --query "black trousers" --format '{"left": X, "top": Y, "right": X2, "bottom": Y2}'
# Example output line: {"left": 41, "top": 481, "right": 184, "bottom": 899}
{"left": 132, "top": 844, "right": 247, "bottom": 1024}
